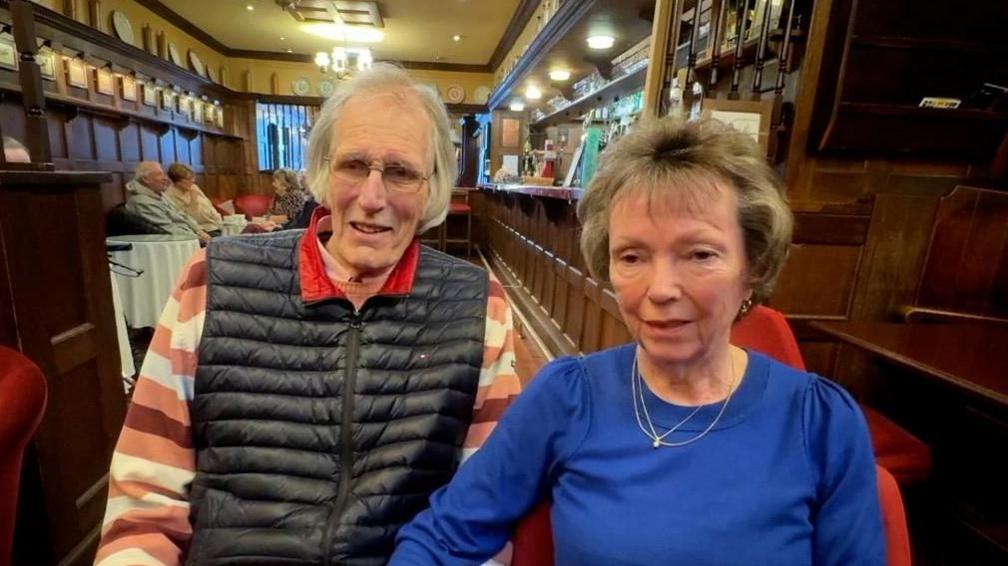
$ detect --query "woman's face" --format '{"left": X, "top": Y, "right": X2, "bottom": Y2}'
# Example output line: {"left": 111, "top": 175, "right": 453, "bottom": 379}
{"left": 176, "top": 175, "right": 195, "bottom": 191}
{"left": 608, "top": 183, "right": 751, "bottom": 373}
{"left": 272, "top": 176, "right": 289, "bottom": 194}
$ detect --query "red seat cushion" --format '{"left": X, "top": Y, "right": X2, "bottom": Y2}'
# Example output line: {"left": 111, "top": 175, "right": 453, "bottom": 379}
{"left": 449, "top": 202, "right": 471, "bottom": 214}
{"left": 864, "top": 407, "right": 932, "bottom": 486}
{"left": 0, "top": 347, "right": 47, "bottom": 562}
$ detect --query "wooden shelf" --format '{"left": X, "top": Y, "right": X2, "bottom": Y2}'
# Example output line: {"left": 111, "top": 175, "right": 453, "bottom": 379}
{"left": 487, "top": 0, "right": 653, "bottom": 113}
{"left": 530, "top": 66, "right": 645, "bottom": 129}
{"left": 478, "top": 182, "right": 583, "bottom": 200}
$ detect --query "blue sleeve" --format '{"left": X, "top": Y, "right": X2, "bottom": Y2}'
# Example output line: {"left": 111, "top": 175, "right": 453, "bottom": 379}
{"left": 391, "top": 356, "right": 591, "bottom": 565}
{"left": 803, "top": 377, "right": 886, "bottom": 566}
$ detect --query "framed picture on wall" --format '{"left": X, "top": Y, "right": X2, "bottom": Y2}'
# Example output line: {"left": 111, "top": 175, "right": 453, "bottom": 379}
{"left": 214, "top": 105, "right": 224, "bottom": 128}
{"left": 179, "top": 95, "right": 192, "bottom": 117}
{"left": 141, "top": 82, "right": 157, "bottom": 106}
{"left": 161, "top": 89, "right": 174, "bottom": 111}
{"left": 193, "top": 100, "right": 203, "bottom": 123}
{"left": 95, "top": 68, "right": 114, "bottom": 95}
{"left": 501, "top": 118, "right": 520, "bottom": 147}
{"left": 36, "top": 49, "right": 56, "bottom": 80}
{"left": 121, "top": 75, "right": 137, "bottom": 101}
{"left": 700, "top": 98, "right": 777, "bottom": 156}
{"left": 66, "top": 58, "right": 87, "bottom": 88}
{"left": 0, "top": 38, "right": 18, "bottom": 71}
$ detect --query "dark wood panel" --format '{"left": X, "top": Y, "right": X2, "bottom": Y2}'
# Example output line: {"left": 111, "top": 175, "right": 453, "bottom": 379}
{"left": 772, "top": 245, "right": 862, "bottom": 316}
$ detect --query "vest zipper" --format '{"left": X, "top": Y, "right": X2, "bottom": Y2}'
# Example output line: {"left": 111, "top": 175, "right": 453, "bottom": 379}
{"left": 324, "top": 313, "right": 363, "bottom": 565}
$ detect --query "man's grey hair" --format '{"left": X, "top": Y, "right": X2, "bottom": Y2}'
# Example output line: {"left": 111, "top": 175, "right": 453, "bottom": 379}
{"left": 133, "top": 161, "right": 163, "bottom": 182}
{"left": 3, "top": 136, "right": 28, "bottom": 152}
{"left": 304, "top": 63, "right": 457, "bottom": 233}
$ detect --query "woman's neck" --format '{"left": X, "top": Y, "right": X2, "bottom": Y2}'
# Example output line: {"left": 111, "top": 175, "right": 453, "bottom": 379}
{"left": 637, "top": 344, "right": 747, "bottom": 406}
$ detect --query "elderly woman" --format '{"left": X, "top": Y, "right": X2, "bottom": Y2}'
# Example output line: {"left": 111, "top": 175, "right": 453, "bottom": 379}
{"left": 268, "top": 167, "right": 316, "bottom": 228}
{"left": 165, "top": 162, "right": 224, "bottom": 236}
{"left": 391, "top": 118, "right": 883, "bottom": 565}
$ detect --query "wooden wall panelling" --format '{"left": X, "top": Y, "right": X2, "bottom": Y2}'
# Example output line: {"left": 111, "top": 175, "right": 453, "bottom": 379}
{"left": 915, "top": 186, "right": 1008, "bottom": 317}
{"left": 0, "top": 172, "right": 127, "bottom": 566}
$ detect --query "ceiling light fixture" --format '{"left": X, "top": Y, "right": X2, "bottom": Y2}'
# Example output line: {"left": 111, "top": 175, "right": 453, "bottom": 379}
{"left": 509, "top": 100, "right": 525, "bottom": 112}
{"left": 586, "top": 35, "right": 615, "bottom": 49}
{"left": 548, "top": 69, "right": 571, "bottom": 81}
{"left": 315, "top": 46, "right": 373, "bottom": 78}
{"left": 303, "top": 23, "right": 384, "bottom": 43}
{"left": 246, "top": 4, "right": 254, "bottom": 11}
{"left": 525, "top": 85, "right": 542, "bottom": 100}
{"left": 452, "top": 34, "right": 462, "bottom": 42}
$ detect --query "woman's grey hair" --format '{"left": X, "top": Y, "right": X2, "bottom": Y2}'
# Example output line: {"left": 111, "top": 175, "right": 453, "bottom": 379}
{"left": 304, "top": 63, "right": 457, "bottom": 233}
{"left": 273, "top": 168, "right": 301, "bottom": 191}
{"left": 577, "top": 117, "right": 793, "bottom": 304}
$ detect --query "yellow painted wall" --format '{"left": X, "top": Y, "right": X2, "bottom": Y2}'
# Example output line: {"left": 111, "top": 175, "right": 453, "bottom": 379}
{"left": 41, "top": 0, "right": 492, "bottom": 102}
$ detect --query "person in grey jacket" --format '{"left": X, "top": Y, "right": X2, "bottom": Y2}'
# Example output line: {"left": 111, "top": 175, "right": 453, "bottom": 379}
{"left": 124, "top": 161, "right": 211, "bottom": 243}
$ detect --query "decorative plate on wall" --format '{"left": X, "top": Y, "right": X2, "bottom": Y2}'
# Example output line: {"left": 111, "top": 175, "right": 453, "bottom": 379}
{"left": 110, "top": 11, "right": 134, "bottom": 45}
{"left": 318, "top": 78, "right": 336, "bottom": 97}
{"left": 474, "top": 85, "right": 491, "bottom": 104}
{"left": 206, "top": 65, "right": 217, "bottom": 83}
{"left": 445, "top": 84, "right": 466, "bottom": 104}
{"left": 292, "top": 77, "right": 311, "bottom": 96}
{"left": 188, "top": 50, "right": 206, "bottom": 77}
{"left": 167, "top": 42, "right": 183, "bottom": 66}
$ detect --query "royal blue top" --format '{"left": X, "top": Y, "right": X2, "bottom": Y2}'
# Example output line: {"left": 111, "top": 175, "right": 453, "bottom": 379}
{"left": 392, "top": 345, "right": 885, "bottom": 565}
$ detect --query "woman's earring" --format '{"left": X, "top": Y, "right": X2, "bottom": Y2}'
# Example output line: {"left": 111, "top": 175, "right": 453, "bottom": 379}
{"left": 739, "top": 298, "right": 754, "bottom": 317}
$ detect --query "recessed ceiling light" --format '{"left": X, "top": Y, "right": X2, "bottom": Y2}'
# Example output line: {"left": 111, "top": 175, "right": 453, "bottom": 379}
{"left": 246, "top": 4, "right": 254, "bottom": 11}
{"left": 452, "top": 34, "right": 462, "bottom": 42}
{"left": 548, "top": 69, "right": 571, "bottom": 81}
{"left": 525, "top": 85, "right": 542, "bottom": 100}
{"left": 286, "top": 48, "right": 293, "bottom": 53}
{"left": 302, "top": 23, "right": 384, "bottom": 43}
{"left": 280, "top": 36, "right": 286, "bottom": 41}
{"left": 509, "top": 100, "right": 525, "bottom": 112}
{"left": 586, "top": 35, "right": 615, "bottom": 49}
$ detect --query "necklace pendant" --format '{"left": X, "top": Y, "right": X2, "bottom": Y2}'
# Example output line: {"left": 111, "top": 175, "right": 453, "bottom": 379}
{"left": 652, "top": 438, "right": 661, "bottom": 449}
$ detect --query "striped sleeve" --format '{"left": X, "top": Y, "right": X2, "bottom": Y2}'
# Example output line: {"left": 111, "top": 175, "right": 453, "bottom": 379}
{"left": 465, "top": 274, "right": 524, "bottom": 566}
{"left": 94, "top": 251, "right": 209, "bottom": 566}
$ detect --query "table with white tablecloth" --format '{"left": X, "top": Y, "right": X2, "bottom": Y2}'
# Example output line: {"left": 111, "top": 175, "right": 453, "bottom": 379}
{"left": 107, "top": 234, "right": 201, "bottom": 328}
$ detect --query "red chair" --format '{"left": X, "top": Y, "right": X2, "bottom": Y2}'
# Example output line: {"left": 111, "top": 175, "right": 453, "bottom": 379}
{"left": 0, "top": 347, "right": 47, "bottom": 566}
{"left": 511, "top": 306, "right": 918, "bottom": 566}
{"left": 233, "top": 194, "right": 274, "bottom": 219}
{"left": 733, "top": 307, "right": 931, "bottom": 487}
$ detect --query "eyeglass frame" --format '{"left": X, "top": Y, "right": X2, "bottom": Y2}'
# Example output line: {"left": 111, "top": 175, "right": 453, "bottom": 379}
{"left": 323, "top": 156, "right": 435, "bottom": 194}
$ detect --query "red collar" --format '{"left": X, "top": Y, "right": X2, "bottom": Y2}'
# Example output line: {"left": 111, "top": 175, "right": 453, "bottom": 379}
{"left": 299, "top": 206, "right": 420, "bottom": 303}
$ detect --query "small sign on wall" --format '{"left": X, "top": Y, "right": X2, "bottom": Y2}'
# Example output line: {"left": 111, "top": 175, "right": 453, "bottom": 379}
{"left": 121, "top": 75, "right": 137, "bottom": 101}
{"left": 96, "top": 68, "right": 115, "bottom": 95}
{"left": 66, "top": 58, "right": 87, "bottom": 88}
{"left": 161, "top": 89, "right": 174, "bottom": 111}
{"left": 142, "top": 82, "right": 157, "bottom": 106}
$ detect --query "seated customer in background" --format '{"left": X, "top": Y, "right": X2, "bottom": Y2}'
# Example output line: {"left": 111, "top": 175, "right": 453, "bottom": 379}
{"left": 164, "top": 162, "right": 223, "bottom": 237}
{"left": 392, "top": 118, "right": 884, "bottom": 565}
{"left": 269, "top": 167, "right": 317, "bottom": 229}
{"left": 125, "top": 161, "right": 211, "bottom": 243}
{"left": 94, "top": 63, "right": 521, "bottom": 565}
{"left": 3, "top": 136, "right": 30, "bottom": 163}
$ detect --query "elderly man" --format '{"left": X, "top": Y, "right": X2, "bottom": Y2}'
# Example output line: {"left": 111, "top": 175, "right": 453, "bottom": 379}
{"left": 125, "top": 161, "right": 211, "bottom": 243}
{"left": 95, "top": 64, "right": 520, "bottom": 565}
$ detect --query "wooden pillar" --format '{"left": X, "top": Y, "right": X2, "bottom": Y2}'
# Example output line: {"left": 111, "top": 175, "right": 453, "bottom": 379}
{"left": 642, "top": 0, "right": 683, "bottom": 118}
{"left": 458, "top": 114, "right": 480, "bottom": 187}
{"left": 8, "top": 0, "right": 53, "bottom": 168}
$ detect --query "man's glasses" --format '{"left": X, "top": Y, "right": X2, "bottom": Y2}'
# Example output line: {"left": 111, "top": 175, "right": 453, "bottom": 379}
{"left": 326, "top": 157, "right": 431, "bottom": 194}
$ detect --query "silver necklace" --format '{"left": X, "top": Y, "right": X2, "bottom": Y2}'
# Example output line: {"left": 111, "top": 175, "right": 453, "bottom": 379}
{"left": 631, "top": 350, "right": 740, "bottom": 448}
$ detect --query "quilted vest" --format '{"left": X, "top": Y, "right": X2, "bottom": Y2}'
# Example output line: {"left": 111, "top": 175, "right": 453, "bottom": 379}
{"left": 186, "top": 231, "right": 487, "bottom": 565}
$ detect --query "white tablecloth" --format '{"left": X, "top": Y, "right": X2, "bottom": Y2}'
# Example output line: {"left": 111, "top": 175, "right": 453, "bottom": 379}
{"left": 107, "top": 235, "right": 201, "bottom": 329}
{"left": 109, "top": 272, "right": 135, "bottom": 386}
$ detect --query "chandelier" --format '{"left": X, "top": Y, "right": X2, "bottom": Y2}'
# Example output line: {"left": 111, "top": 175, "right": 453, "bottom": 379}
{"left": 315, "top": 46, "right": 373, "bottom": 78}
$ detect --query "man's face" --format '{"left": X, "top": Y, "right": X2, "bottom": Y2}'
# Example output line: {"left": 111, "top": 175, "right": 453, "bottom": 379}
{"left": 142, "top": 166, "right": 169, "bottom": 193}
{"left": 324, "top": 90, "right": 432, "bottom": 278}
